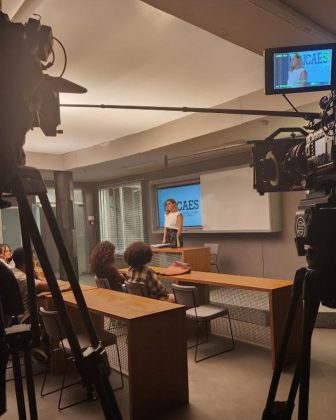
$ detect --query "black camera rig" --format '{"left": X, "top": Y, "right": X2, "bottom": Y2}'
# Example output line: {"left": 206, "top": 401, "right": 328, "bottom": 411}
{"left": 250, "top": 91, "right": 336, "bottom": 195}
{"left": 0, "top": 12, "right": 86, "bottom": 198}
{"left": 0, "top": 11, "right": 121, "bottom": 420}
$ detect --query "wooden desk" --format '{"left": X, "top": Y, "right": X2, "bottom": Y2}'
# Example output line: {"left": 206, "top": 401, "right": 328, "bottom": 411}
{"left": 141, "top": 268, "right": 302, "bottom": 369}
{"left": 38, "top": 282, "right": 96, "bottom": 304}
{"left": 151, "top": 246, "right": 211, "bottom": 271}
{"left": 60, "top": 288, "right": 189, "bottom": 420}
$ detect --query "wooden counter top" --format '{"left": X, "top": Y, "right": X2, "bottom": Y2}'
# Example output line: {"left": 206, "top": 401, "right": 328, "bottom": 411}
{"left": 157, "top": 270, "right": 292, "bottom": 292}
{"left": 61, "top": 288, "right": 185, "bottom": 321}
{"left": 151, "top": 246, "right": 206, "bottom": 254}
{"left": 119, "top": 267, "right": 292, "bottom": 292}
{"left": 39, "top": 282, "right": 96, "bottom": 299}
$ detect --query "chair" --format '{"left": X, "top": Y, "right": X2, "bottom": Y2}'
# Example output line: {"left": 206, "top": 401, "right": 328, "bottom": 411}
{"left": 95, "top": 276, "right": 127, "bottom": 329}
{"left": 95, "top": 276, "right": 110, "bottom": 289}
{"left": 39, "top": 307, "right": 123, "bottom": 411}
{"left": 204, "top": 243, "right": 220, "bottom": 272}
{"left": 124, "top": 280, "right": 149, "bottom": 297}
{"left": 172, "top": 283, "right": 234, "bottom": 362}
{"left": 95, "top": 275, "right": 127, "bottom": 293}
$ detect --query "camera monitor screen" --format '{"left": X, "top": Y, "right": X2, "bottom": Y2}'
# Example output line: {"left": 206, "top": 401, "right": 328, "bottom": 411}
{"left": 265, "top": 43, "right": 336, "bottom": 94}
{"left": 156, "top": 183, "right": 202, "bottom": 228}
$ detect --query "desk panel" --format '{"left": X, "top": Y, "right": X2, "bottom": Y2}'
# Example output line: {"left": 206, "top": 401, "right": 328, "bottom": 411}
{"left": 151, "top": 247, "right": 211, "bottom": 271}
{"left": 60, "top": 288, "right": 189, "bottom": 420}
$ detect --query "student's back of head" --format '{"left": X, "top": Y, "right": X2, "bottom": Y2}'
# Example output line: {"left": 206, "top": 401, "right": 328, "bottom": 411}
{"left": 124, "top": 241, "right": 152, "bottom": 267}
{"left": 90, "top": 241, "right": 115, "bottom": 275}
{"left": 12, "top": 247, "right": 25, "bottom": 269}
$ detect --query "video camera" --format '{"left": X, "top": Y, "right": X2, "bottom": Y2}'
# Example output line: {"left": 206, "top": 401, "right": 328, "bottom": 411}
{"left": 250, "top": 42, "right": 336, "bottom": 195}
{"left": 0, "top": 12, "right": 86, "bottom": 194}
{"left": 250, "top": 94, "right": 336, "bottom": 194}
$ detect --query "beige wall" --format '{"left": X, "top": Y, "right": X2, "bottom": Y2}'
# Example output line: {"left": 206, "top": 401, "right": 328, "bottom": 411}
{"left": 101, "top": 150, "right": 306, "bottom": 280}
{"left": 179, "top": 190, "right": 305, "bottom": 280}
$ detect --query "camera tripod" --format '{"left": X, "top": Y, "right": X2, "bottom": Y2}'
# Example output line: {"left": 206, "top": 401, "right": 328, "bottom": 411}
{"left": 262, "top": 190, "right": 336, "bottom": 420}
{"left": 1, "top": 322, "right": 38, "bottom": 420}
{"left": 1, "top": 166, "right": 122, "bottom": 420}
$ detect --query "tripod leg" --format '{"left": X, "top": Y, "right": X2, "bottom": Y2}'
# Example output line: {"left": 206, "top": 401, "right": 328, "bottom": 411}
{"left": 0, "top": 342, "right": 9, "bottom": 416}
{"left": 37, "top": 193, "right": 122, "bottom": 418}
{"left": 298, "top": 270, "right": 321, "bottom": 420}
{"left": 12, "top": 168, "right": 122, "bottom": 420}
{"left": 89, "top": 362, "right": 122, "bottom": 419}
{"left": 270, "top": 269, "right": 321, "bottom": 420}
{"left": 38, "top": 192, "right": 101, "bottom": 345}
{"left": 262, "top": 267, "right": 306, "bottom": 420}
{"left": 11, "top": 351, "right": 27, "bottom": 420}
{"left": 262, "top": 267, "right": 307, "bottom": 420}
{"left": 275, "top": 270, "right": 321, "bottom": 420}
{"left": 14, "top": 181, "right": 85, "bottom": 364}
{"left": 18, "top": 203, "right": 40, "bottom": 347}
{"left": 23, "top": 349, "right": 38, "bottom": 420}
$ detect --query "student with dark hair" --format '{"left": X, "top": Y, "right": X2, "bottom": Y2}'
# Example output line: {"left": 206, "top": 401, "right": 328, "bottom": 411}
{"left": 11, "top": 247, "right": 49, "bottom": 319}
{"left": 124, "top": 241, "right": 174, "bottom": 302}
{"left": 90, "top": 241, "right": 125, "bottom": 291}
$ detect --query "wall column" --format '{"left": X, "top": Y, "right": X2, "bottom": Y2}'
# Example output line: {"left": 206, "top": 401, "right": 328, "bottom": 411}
{"left": 83, "top": 186, "right": 98, "bottom": 271}
{"left": 54, "top": 171, "right": 78, "bottom": 279}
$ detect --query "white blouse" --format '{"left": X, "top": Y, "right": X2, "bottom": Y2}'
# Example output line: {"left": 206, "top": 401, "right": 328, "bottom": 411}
{"left": 164, "top": 211, "right": 181, "bottom": 230}
{"left": 287, "top": 68, "right": 305, "bottom": 87}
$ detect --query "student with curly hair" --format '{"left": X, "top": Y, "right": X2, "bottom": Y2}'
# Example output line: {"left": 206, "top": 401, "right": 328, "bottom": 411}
{"left": 90, "top": 241, "right": 125, "bottom": 291}
{"left": 124, "top": 241, "right": 174, "bottom": 302}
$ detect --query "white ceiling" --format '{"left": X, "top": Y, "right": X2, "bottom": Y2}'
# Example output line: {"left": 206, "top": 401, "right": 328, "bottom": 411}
{"left": 2, "top": 0, "right": 336, "bottom": 180}
{"left": 6, "top": 0, "right": 263, "bottom": 154}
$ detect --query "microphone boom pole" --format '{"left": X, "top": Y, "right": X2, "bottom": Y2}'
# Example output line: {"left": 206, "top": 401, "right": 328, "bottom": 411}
{"left": 60, "top": 103, "right": 321, "bottom": 121}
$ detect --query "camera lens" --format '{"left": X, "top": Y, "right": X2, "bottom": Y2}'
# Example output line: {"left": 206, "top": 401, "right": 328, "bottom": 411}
{"left": 261, "top": 151, "right": 280, "bottom": 186}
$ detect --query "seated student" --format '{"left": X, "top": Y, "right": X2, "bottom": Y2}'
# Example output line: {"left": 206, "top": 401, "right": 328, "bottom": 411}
{"left": 0, "top": 262, "right": 24, "bottom": 413}
{"left": 32, "top": 253, "right": 47, "bottom": 281}
{"left": 0, "top": 260, "right": 24, "bottom": 327}
{"left": 124, "top": 241, "right": 174, "bottom": 302}
{"left": 11, "top": 247, "right": 49, "bottom": 320}
{"left": 90, "top": 241, "right": 125, "bottom": 292}
{"left": 0, "top": 243, "right": 12, "bottom": 269}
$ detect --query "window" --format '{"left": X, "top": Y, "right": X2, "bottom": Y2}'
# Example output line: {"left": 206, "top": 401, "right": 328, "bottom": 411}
{"left": 98, "top": 181, "right": 145, "bottom": 254}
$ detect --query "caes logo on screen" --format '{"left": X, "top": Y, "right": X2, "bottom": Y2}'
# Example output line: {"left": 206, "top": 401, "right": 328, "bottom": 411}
{"left": 177, "top": 200, "right": 199, "bottom": 211}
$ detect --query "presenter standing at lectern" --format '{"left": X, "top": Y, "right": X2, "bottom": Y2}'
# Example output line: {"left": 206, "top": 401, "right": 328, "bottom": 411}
{"left": 162, "top": 199, "right": 183, "bottom": 247}
{"left": 287, "top": 53, "right": 307, "bottom": 87}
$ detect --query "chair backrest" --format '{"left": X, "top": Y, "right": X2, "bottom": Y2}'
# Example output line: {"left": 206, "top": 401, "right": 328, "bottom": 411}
{"left": 204, "top": 243, "right": 219, "bottom": 256}
{"left": 124, "top": 280, "right": 148, "bottom": 297}
{"left": 172, "top": 283, "right": 199, "bottom": 308}
{"left": 95, "top": 276, "right": 111, "bottom": 289}
{"left": 39, "top": 307, "right": 65, "bottom": 341}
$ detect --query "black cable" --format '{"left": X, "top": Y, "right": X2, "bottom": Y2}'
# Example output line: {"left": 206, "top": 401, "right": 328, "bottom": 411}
{"left": 261, "top": 238, "right": 265, "bottom": 278}
{"left": 53, "top": 36, "right": 67, "bottom": 77}
{"left": 282, "top": 94, "right": 299, "bottom": 113}
{"left": 321, "top": 91, "right": 336, "bottom": 136}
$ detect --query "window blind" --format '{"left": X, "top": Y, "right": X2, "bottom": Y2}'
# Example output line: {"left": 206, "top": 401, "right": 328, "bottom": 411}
{"left": 98, "top": 181, "right": 145, "bottom": 254}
